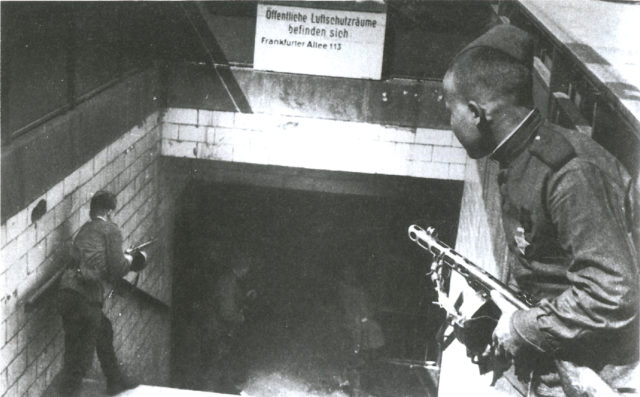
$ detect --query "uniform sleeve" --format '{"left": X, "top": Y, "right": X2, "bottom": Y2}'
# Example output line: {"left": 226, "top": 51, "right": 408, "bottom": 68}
{"left": 511, "top": 161, "right": 639, "bottom": 353}
{"left": 105, "top": 224, "right": 131, "bottom": 281}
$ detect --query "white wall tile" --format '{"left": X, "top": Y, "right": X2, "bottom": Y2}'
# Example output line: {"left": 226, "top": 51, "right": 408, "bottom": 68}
{"left": 415, "top": 128, "right": 453, "bottom": 146}
{"left": 197, "top": 109, "right": 214, "bottom": 126}
{"left": 5, "top": 212, "right": 28, "bottom": 245}
{"left": 432, "top": 146, "right": 468, "bottom": 164}
{"left": 46, "top": 182, "right": 65, "bottom": 210}
{"left": 162, "top": 140, "right": 198, "bottom": 158}
{"left": 211, "top": 111, "right": 235, "bottom": 128}
{"left": 448, "top": 163, "right": 467, "bottom": 180}
{"left": 178, "top": 125, "right": 206, "bottom": 142}
{"left": 163, "top": 123, "right": 180, "bottom": 141}
{"left": 163, "top": 108, "right": 198, "bottom": 125}
{"left": 161, "top": 108, "right": 466, "bottom": 182}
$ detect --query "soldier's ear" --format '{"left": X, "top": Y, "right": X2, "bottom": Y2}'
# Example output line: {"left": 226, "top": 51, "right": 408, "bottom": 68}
{"left": 467, "top": 101, "right": 486, "bottom": 125}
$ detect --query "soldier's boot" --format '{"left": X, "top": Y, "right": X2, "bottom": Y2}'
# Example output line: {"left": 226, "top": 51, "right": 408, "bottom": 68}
{"left": 97, "top": 316, "right": 139, "bottom": 395}
{"left": 106, "top": 375, "right": 140, "bottom": 396}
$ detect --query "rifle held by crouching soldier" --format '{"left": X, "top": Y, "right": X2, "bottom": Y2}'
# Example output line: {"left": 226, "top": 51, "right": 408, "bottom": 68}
{"left": 125, "top": 238, "right": 156, "bottom": 272}
{"left": 107, "top": 238, "right": 156, "bottom": 299}
{"left": 408, "top": 225, "right": 620, "bottom": 397}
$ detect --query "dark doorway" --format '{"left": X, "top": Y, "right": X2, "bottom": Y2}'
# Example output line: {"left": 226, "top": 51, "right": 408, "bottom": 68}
{"left": 171, "top": 177, "right": 462, "bottom": 396}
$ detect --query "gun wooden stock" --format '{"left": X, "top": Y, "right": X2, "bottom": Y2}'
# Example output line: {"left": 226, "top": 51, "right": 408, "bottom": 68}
{"left": 408, "top": 224, "right": 621, "bottom": 397}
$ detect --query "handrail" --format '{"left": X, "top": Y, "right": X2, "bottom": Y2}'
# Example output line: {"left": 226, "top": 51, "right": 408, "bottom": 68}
{"left": 5, "top": 67, "right": 150, "bottom": 145}
{"left": 24, "top": 267, "right": 66, "bottom": 312}
{"left": 25, "top": 268, "right": 170, "bottom": 312}
{"left": 113, "top": 278, "right": 171, "bottom": 311}
{"left": 515, "top": 0, "right": 640, "bottom": 135}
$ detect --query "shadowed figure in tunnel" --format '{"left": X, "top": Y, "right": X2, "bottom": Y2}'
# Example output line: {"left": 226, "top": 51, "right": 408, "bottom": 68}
{"left": 56, "top": 191, "right": 146, "bottom": 396}
{"left": 337, "top": 259, "right": 385, "bottom": 395}
{"left": 338, "top": 263, "right": 385, "bottom": 360}
{"left": 441, "top": 24, "right": 639, "bottom": 396}
{"left": 202, "top": 245, "right": 258, "bottom": 393}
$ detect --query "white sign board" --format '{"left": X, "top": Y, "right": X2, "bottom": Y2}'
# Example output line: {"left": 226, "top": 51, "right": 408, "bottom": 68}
{"left": 254, "top": 4, "right": 387, "bottom": 80}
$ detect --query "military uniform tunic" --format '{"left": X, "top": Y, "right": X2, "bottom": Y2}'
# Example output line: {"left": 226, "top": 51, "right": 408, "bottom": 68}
{"left": 59, "top": 218, "right": 131, "bottom": 304}
{"left": 491, "top": 110, "right": 639, "bottom": 394}
{"left": 56, "top": 217, "right": 132, "bottom": 395}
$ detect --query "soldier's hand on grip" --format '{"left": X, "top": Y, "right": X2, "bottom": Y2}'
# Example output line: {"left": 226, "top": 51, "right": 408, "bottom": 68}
{"left": 129, "top": 251, "right": 147, "bottom": 272}
{"left": 490, "top": 290, "right": 521, "bottom": 359}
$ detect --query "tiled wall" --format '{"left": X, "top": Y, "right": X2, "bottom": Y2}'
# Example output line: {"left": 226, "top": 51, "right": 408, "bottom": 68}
{"left": 160, "top": 108, "right": 467, "bottom": 181}
{"left": 0, "top": 113, "right": 178, "bottom": 397}
{"left": 1, "top": 69, "right": 160, "bottom": 223}
{"left": 0, "top": 80, "right": 470, "bottom": 397}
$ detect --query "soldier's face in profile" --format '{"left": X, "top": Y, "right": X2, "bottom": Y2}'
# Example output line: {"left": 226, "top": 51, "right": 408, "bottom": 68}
{"left": 443, "top": 73, "right": 492, "bottom": 159}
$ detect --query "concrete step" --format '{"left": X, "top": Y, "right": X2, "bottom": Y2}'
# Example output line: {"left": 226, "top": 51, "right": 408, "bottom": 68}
{"left": 116, "top": 385, "right": 237, "bottom": 396}
{"left": 42, "top": 377, "right": 239, "bottom": 397}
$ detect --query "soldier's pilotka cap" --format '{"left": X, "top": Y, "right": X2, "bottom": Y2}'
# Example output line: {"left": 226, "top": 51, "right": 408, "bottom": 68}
{"left": 453, "top": 23, "right": 534, "bottom": 66}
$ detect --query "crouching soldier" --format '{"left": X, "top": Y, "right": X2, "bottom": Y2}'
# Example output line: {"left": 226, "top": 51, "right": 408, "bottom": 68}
{"left": 57, "top": 190, "right": 147, "bottom": 396}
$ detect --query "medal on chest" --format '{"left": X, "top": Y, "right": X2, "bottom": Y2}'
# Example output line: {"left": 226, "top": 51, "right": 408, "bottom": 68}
{"left": 514, "top": 226, "right": 530, "bottom": 255}
{"left": 514, "top": 207, "right": 533, "bottom": 255}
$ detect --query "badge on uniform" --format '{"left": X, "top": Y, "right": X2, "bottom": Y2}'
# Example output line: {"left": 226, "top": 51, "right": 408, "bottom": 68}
{"left": 514, "top": 226, "right": 530, "bottom": 255}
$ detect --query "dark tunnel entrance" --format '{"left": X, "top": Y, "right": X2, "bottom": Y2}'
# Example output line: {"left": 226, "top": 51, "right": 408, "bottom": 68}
{"left": 170, "top": 177, "right": 463, "bottom": 396}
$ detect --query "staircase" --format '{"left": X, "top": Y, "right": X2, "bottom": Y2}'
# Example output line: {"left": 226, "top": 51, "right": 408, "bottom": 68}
{"left": 41, "top": 377, "right": 240, "bottom": 397}
{"left": 115, "top": 385, "right": 238, "bottom": 396}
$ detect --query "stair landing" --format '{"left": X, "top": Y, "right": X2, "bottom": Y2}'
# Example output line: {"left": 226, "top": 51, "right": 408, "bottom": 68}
{"left": 42, "top": 377, "right": 239, "bottom": 397}
{"left": 117, "top": 385, "right": 237, "bottom": 396}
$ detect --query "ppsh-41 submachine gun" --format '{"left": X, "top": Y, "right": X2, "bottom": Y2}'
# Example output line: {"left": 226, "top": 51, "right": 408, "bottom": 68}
{"left": 125, "top": 238, "right": 156, "bottom": 256}
{"left": 408, "top": 225, "right": 620, "bottom": 397}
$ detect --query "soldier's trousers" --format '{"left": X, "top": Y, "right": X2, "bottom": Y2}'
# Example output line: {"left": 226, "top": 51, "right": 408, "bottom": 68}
{"left": 57, "top": 289, "right": 123, "bottom": 396}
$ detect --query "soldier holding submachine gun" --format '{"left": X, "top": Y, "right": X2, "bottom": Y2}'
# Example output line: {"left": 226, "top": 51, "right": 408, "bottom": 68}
{"left": 409, "top": 225, "right": 633, "bottom": 397}
{"left": 56, "top": 190, "right": 153, "bottom": 396}
{"left": 417, "top": 21, "right": 639, "bottom": 397}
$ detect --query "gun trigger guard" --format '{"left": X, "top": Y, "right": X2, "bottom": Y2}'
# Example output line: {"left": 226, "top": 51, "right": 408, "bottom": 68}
{"left": 426, "top": 254, "right": 443, "bottom": 276}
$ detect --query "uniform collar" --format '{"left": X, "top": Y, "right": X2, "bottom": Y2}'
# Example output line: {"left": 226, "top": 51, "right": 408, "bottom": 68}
{"left": 489, "top": 108, "right": 542, "bottom": 165}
